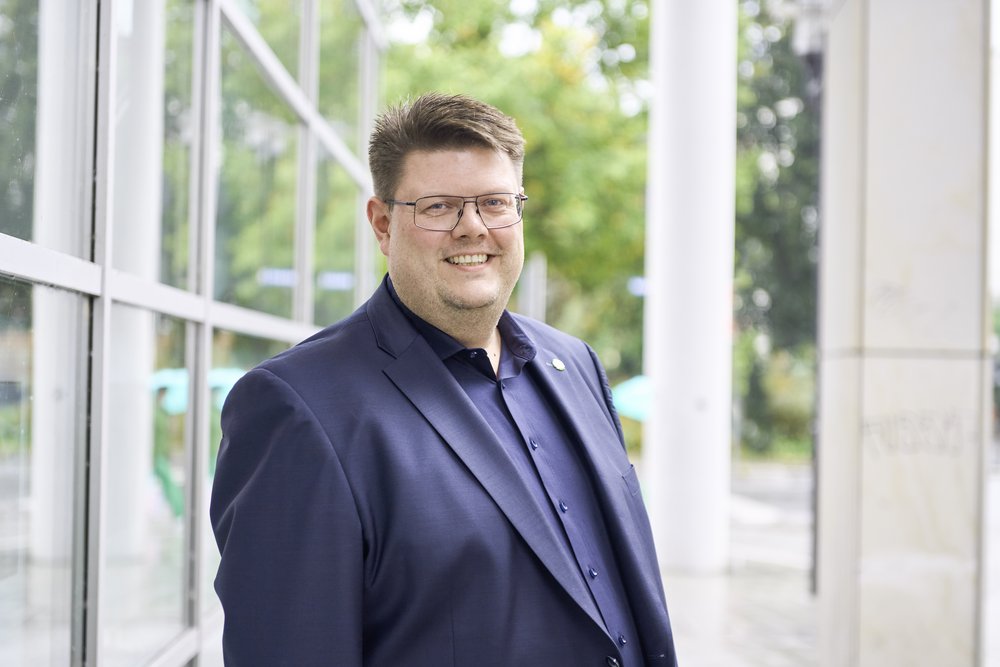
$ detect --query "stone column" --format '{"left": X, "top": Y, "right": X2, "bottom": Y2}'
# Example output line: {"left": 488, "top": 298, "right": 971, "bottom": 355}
{"left": 104, "top": 0, "right": 165, "bottom": 560}
{"left": 817, "top": 1, "right": 989, "bottom": 664}
{"left": 642, "top": 0, "right": 736, "bottom": 573}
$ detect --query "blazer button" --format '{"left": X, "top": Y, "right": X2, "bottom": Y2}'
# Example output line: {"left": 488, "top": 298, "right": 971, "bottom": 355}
{"left": 605, "top": 658, "right": 620, "bottom": 667}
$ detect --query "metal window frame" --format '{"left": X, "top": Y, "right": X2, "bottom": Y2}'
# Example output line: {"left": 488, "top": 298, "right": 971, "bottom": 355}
{"left": 0, "top": 0, "right": 383, "bottom": 665}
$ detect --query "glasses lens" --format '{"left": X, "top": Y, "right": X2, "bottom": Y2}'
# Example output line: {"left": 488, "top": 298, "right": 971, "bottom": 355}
{"left": 412, "top": 194, "right": 523, "bottom": 230}
{"left": 413, "top": 196, "right": 464, "bottom": 231}
{"left": 476, "top": 194, "right": 522, "bottom": 228}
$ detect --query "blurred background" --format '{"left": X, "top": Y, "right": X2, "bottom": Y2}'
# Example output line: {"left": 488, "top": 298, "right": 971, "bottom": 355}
{"left": 0, "top": 0, "right": 996, "bottom": 665}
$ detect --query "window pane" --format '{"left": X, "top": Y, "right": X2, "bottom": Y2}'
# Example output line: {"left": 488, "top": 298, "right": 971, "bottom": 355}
{"left": 314, "top": 148, "right": 358, "bottom": 325}
{"left": 318, "top": 0, "right": 363, "bottom": 151}
{"left": 201, "top": 329, "right": 289, "bottom": 616}
{"left": 233, "top": 0, "right": 301, "bottom": 78}
{"left": 112, "top": 0, "right": 195, "bottom": 289}
{"left": 1, "top": 0, "right": 90, "bottom": 257}
{"left": 216, "top": 28, "right": 299, "bottom": 318}
{"left": 103, "top": 308, "right": 189, "bottom": 666}
{"left": 0, "top": 276, "right": 87, "bottom": 666}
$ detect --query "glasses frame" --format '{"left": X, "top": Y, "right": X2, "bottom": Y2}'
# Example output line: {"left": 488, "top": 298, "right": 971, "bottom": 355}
{"left": 385, "top": 193, "right": 528, "bottom": 231}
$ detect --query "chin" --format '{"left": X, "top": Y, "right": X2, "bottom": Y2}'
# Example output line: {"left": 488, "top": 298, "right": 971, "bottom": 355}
{"left": 442, "top": 287, "right": 504, "bottom": 311}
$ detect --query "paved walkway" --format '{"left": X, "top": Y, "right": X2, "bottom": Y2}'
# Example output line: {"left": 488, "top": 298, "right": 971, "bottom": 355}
{"left": 662, "top": 461, "right": 1000, "bottom": 666}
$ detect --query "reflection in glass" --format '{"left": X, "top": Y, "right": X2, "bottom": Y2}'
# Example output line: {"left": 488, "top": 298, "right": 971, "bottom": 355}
{"left": 112, "top": 0, "right": 195, "bottom": 288}
{"left": 201, "top": 329, "right": 288, "bottom": 615}
{"left": 1, "top": 0, "right": 89, "bottom": 257}
{"left": 234, "top": 0, "right": 301, "bottom": 78}
{"left": 0, "top": 3, "right": 38, "bottom": 243}
{"left": 314, "top": 149, "right": 358, "bottom": 325}
{"left": 216, "top": 28, "right": 299, "bottom": 318}
{"left": 103, "top": 307, "right": 188, "bottom": 667}
{"left": 319, "top": 0, "right": 363, "bottom": 150}
{"left": 0, "top": 276, "right": 86, "bottom": 666}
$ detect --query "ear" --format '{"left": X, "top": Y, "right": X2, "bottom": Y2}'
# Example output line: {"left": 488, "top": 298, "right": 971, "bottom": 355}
{"left": 367, "top": 196, "right": 392, "bottom": 257}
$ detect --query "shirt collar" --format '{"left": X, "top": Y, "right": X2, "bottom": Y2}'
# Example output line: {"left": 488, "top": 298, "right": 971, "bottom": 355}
{"left": 386, "top": 276, "right": 536, "bottom": 364}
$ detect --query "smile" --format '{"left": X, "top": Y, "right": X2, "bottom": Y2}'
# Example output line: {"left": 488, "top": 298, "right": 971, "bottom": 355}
{"left": 446, "top": 254, "right": 489, "bottom": 266}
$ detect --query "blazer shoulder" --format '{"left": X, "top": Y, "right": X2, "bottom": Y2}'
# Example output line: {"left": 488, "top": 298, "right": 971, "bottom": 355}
{"left": 255, "top": 309, "right": 383, "bottom": 384}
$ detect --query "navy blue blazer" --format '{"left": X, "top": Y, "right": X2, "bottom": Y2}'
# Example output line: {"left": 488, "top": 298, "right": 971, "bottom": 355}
{"left": 211, "top": 279, "right": 677, "bottom": 666}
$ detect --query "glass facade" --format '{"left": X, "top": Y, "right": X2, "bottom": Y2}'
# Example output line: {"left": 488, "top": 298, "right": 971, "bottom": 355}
{"left": 0, "top": 0, "right": 91, "bottom": 258}
{"left": 216, "top": 27, "right": 300, "bottom": 317}
{"left": 0, "top": 1, "right": 380, "bottom": 664}
{"left": 315, "top": 147, "right": 359, "bottom": 325}
{"left": 319, "top": 0, "right": 364, "bottom": 150}
{"left": 0, "top": 277, "right": 87, "bottom": 666}
{"left": 102, "top": 308, "right": 189, "bottom": 667}
{"left": 112, "top": 0, "right": 196, "bottom": 289}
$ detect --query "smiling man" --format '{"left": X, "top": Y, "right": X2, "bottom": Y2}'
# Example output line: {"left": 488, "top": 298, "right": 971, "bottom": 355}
{"left": 211, "top": 93, "right": 677, "bottom": 667}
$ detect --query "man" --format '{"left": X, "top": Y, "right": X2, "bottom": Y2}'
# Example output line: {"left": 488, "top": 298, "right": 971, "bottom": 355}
{"left": 211, "top": 93, "right": 677, "bottom": 666}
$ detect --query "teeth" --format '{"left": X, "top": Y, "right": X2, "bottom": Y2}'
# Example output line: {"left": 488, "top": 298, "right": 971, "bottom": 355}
{"left": 447, "top": 254, "right": 488, "bottom": 265}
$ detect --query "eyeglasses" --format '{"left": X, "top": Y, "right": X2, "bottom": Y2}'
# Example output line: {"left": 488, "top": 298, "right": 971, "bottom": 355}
{"left": 385, "top": 193, "right": 528, "bottom": 231}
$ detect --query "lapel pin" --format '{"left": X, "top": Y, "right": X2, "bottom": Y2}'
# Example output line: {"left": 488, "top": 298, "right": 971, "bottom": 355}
{"left": 551, "top": 358, "right": 566, "bottom": 371}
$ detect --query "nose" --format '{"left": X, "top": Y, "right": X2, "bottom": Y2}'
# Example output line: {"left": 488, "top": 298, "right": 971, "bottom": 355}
{"left": 453, "top": 199, "right": 488, "bottom": 235}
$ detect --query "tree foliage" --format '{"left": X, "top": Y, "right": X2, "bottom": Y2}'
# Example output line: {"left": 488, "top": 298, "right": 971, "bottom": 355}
{"left": 734, "top": 0, "right": 820, "bottom": 351}
{"left": 733, "top": 0, "right": 820, "bottom": 456}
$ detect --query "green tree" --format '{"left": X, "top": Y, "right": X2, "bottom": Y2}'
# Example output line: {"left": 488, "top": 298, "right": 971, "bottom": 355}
{"left": 733, "top": 0, "right": 820, "bottom": 457}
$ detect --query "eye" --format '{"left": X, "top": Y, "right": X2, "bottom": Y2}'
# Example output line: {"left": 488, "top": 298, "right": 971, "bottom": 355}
{"left": 417, "top": 197, "right": 459, "bottom": 216}
{"left": 480, "top": 196, "right": 511, "bottom": 209}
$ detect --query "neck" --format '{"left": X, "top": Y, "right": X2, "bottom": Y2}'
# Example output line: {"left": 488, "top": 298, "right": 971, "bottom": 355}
{"left": 387, "top": 278, "right": 508, "bottom": 354}
{"left": 442, "top": 312, "right": 502, "bottom": 375}
{"left": 431, "top": 307, "right": 503, "bottom": 353}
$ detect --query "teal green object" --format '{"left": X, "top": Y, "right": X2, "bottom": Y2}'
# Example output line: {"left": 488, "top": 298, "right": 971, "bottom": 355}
{"left": 611, "top": 375, "right": 650, "bottom": 422}
{"left": 150, "top": 367, "right": 247, "bottom": 415}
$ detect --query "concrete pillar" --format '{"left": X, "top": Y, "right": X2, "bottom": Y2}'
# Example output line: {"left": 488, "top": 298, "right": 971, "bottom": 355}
{"left": 30, "top": 0, "right": 88, "bottom": 567}
{"left": 642, "top": 0, "right": 736, "bottom": 573}
{"left": 104, "top": 0, "right": 166, "bottom": 560}
{"left": 817, "top": 1, "right": 989, "bottom": 664}
{"left": 518, "top": 251, "right": 547, "bottom": 322}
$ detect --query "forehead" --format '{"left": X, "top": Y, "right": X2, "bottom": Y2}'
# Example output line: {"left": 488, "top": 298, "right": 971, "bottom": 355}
{"left": 396, "top": 147, "right": 520, "bottom": 196}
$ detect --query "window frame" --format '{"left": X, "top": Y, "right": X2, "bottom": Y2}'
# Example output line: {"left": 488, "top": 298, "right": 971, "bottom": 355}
{"left": 0, "top": 0, "right": 382, "bottom": 664}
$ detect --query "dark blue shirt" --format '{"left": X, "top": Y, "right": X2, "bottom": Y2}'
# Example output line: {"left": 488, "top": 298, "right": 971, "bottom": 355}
{"left": 388, "top": 282, "right": 643, "bottom": 666}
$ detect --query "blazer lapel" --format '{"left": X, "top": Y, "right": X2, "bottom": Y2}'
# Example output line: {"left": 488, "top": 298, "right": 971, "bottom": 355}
{"left": 527, "top": 341, "right": 673, "bottom": 647}
{"left": 367, "top": 286, "right": 605, "bottom": 632}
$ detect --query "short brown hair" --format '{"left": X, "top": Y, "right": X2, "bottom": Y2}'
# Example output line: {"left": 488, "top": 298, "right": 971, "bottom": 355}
{"left": 368, "top": 92, "right": 526, "bottom": 200}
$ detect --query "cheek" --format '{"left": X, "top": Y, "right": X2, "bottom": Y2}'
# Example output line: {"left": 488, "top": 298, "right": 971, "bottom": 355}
{"left": 388, "top": 229, "right": 436, "bottom": 267}
{"left": 505, "top": 233, "right": 525, "bottom": 262}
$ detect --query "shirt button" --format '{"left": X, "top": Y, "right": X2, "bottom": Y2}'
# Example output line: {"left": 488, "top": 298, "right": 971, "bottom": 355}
{"left": 558, "top": 500, "right": 569, "bottom": 513}
{"left": 605, "top": 658, "right": 620, "bottom": 667}
{"left": 588, "top": 567, "right": 598, "bottom": 579}
{"left": 529, "top": 439, "right": 538, "bottom": 450}
{"left": 469, "top": 350, "right": 478, "bottom": 358}
{"left": 617, "top": 634, "right": 627, "bottom": 646}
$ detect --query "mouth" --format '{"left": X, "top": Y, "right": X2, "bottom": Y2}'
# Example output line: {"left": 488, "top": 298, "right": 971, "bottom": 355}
{"left": 445, "top": 253, "right": 489, "bottom": 266}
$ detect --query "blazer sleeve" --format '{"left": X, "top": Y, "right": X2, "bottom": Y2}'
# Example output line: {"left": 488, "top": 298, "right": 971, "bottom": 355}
{"left": 210, "top": 367, "right": 363, "bottom": 666}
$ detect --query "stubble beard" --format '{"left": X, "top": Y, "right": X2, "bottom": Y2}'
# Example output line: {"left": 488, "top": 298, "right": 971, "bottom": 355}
{"left": 438, "top": 279, "right": 509, "bottom": 323}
